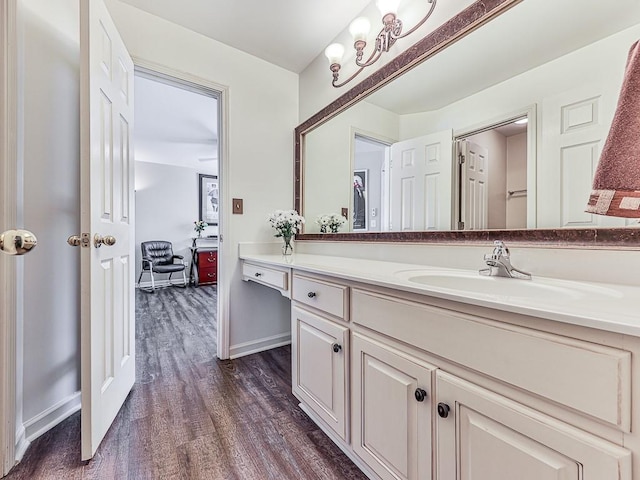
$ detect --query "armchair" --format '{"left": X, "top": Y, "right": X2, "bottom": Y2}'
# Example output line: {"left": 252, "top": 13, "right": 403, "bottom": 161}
{"left": 137, "top": 241, "right": 187, "bottom": 292}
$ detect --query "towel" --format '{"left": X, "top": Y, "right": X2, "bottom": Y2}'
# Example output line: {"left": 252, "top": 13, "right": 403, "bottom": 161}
{"left": 586, "top": 40, "right": 640, "bottom": 218}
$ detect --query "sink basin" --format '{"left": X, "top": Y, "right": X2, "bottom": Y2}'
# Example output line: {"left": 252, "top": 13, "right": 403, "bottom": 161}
{"left": 394, "top": 269, "right": 622, "bottom": 301}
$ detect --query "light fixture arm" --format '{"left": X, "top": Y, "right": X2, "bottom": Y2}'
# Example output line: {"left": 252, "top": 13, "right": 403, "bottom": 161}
{"left": 329, "top": 0, "right": 437, "bottom": 88}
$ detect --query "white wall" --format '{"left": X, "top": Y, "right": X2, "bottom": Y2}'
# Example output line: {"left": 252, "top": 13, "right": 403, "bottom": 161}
{"left": 134, "top": 161, "right": 217, "bottom": 284}
{"left": 506, "top": 132, "right": 527, "bottom": 228}
{"left": 104, "top": 0, "right": 298, "bottom": 355}
{"left": 17, "top": 0, "right": 81, "bottom": 438}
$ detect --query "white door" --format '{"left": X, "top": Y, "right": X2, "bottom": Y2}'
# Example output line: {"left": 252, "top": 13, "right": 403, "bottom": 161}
{"left": 80, "top": 0, "right": 135, "bottom": 460}
{"left": 389, "top": 130, "right": 453, "bottom": 231}
{"left": 461, "top": 140, "right": 489, "bottom": 230}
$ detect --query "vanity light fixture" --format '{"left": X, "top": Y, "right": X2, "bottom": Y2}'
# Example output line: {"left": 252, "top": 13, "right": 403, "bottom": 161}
{"left": 324, "top": 0, "right": 437, "bottom": 88}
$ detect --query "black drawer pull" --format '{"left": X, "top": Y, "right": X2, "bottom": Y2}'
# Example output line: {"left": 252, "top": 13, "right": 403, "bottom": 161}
{"left": 414, "top": 388, "right": 427, "bottom": 402}
{"left": 308, "top": 292, "right": 316, "bottom": 298}
{"left": 255, "top": 272, "right": 263, "bottom": 277}
{"left": 437, "top": 403, "right": 450, "bottom": 418}
{"left": 332, "top": 343, "right": 342, "bottom": 353}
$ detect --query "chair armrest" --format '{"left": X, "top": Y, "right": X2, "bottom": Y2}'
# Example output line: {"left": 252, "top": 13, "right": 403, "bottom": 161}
{"left": 173, "top": 255, "right": 184, "bottom": 260}
{"left": 142, "top": 258, "right": 154, "bottom": 269}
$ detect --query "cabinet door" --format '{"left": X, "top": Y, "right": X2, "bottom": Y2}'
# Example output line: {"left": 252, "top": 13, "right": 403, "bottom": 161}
{"left": 292, "top": 306, "right": 348, "bottom": 440}
{"left": 352, "top": 333, "right": 435, "bottom": 480}
{"left": 436, "top": 371, "right": 631, "bottom": 480}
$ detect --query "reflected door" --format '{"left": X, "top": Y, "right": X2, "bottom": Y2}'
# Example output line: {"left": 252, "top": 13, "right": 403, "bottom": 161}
{"left": 389, "top": 130, "right": 453, "bottom": 231}
{"left": 462, "top": 140, "right": 489, "bottom": 230}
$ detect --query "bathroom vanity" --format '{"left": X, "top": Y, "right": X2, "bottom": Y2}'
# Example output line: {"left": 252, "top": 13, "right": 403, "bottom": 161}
{"left": 241, "top": 251, "right": 638, "bottom": 480}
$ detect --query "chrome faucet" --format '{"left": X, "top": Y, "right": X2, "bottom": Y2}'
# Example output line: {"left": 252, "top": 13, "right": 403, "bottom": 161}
{"left": 479, "top": 240, "right": 532, "bottom": 280}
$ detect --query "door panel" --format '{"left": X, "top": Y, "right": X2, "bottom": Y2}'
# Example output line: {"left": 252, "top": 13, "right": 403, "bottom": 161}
{"left": 389, "top": 130, "right": 453, "bottom": 231}
{"left": 352, "top": 334, "right": 434, "bottom": 480}
{"left": 292, "top": 306, "right": 348, "bottom": 440}
{"left": 436, "top": 371, "right": 631, "bottom": 480}
{"left": 80, "top": 0, "right": 135, "bottom": 460}
{"left": 462, "top": 140, "right": 489, "bottom": 230}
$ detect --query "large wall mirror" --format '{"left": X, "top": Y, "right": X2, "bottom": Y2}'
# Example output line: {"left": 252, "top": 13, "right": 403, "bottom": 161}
{"left": 296, "top": 0, "right": 640, "bottom": 244}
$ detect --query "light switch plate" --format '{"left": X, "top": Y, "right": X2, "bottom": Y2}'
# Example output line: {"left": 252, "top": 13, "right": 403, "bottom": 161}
{"left": 341, "top": 207, "right": 348, "bottom": 219}
{"left": 233, "top": 198, "right": 243, "bottom": 214}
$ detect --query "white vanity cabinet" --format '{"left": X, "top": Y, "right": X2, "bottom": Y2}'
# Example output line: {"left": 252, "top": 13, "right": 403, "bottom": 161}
{"left": 436, "top": 371, "right": 632, "bottom": 480}
{"left": 291, "top": 273, "right": 350, "bottom": 442}
{"left": 351, "top": 333, "right": 435, "bottom": 480}
{"left": 240, "top": 257, "right": 636, "bottom": 480}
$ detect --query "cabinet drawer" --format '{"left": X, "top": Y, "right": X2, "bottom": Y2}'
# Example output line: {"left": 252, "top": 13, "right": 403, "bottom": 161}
{"left": 352, "top": 289, "right": 631, "bottom": 432}
{"left": 197, "top": 250, "right": 217, "bottom": 268}
{"left": 242, "top": 262, "right": 288, "bottom": 291}
{"left": 293, "top": 274, "right": 348, "bottom": 320}
{"left": 198, "top": 265, "right": 217, "bottom": 285}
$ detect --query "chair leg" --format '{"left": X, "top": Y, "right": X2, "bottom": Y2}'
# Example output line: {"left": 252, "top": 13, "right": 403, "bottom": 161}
{"left": 150, "top": 270, "right": 155, "bottom": 292}
{"left": 137, "top": 269, "right": 144, "bottom": 287}
{"left": 181, "top": 269, "right": 188, "bottom": 287}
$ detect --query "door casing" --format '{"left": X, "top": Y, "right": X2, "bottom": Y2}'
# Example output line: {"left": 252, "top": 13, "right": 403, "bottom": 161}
{"left": 132, "top": 58, "right": 230, "bottom": 359}
{"left": 0, "top": 0, "right": 20, "bottom": 474}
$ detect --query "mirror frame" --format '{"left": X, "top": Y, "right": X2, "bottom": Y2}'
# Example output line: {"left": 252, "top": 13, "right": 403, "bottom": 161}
{"left": 294, "top": 0, "right": 640, "bottom": 248}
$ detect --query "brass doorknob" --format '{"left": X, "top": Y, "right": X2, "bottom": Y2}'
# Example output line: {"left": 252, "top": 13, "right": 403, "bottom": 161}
{"left": 0, "top": 229, "right": 37, "bottom": 255}
{"left": 94, "top": 234, "right": 116, "bottom": 248}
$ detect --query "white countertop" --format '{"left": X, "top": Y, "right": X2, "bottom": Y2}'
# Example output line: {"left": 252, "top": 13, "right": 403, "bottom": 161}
{"left": 240, "top": 252, "right": 640, "bottom": 337}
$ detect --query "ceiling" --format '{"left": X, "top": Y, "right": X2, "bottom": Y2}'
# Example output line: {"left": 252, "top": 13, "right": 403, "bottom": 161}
{"left": 134, "top": 75, "right": 219, "bottom": 171}
{"left": 117, "top": 0, "right": 372, "bottom": 73}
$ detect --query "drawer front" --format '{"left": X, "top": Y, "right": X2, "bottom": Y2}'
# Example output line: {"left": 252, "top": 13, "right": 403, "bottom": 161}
{"left": 197, "top": 250, "right": 217, "bottom": 268}
{"left": 352, "top": 288, "right": 631, "bottom": 432}
{"left": 242, "top": 262, "right": 288, "bottom": 291}
{"left": 198, "top": 265, "right": 217, "bottom": 285}
{"left": 293, "top": 274, "right": 348, "bottom": 320}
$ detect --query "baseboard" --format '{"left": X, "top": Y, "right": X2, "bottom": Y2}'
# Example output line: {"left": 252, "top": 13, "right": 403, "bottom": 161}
{"left": 14, "top": 425, "right": 29, "bottom": 464}
{"left": 136, "top": 279, "right": 188, "bottom": 289}
{"left": 229, "top": 332, "right": 291, "bottom": 359}
{"left": 24, "top": 391, "right": 81, "bottom": 443}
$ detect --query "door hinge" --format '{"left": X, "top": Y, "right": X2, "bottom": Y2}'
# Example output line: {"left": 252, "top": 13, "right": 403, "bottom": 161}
{"left": 458, "top": 153, "right": 466, "bottom": 165}
{"left": 457, "top": 221, "right": 465, "bottom": 230}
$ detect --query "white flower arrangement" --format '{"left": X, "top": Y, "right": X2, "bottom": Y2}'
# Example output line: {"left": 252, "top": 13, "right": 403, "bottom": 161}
{"left": 194, "top": 220, "right": 208, "bottom": 234}
{"left": 267, "top": 210, "right": 305, "bottom": 238}
{"left": 316, "top": 213, "right": 347, "bottom": 233}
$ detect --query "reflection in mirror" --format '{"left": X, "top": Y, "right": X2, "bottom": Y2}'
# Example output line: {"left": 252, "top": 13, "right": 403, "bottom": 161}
{"left": 301, "top": 0, "right": 640, "bottom": 234}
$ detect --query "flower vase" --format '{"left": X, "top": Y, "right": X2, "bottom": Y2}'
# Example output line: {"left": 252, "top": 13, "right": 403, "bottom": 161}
{"left": 282, "top": 235, "right": 293, "bottom": 255}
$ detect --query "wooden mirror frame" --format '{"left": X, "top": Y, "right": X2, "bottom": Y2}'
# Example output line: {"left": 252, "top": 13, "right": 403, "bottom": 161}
{"left": 294, "top": 0, "right": 640, "bottom": 248}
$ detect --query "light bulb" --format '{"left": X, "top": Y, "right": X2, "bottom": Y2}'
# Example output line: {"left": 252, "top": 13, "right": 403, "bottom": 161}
{"left": 324, "top": 43, "right": 345, "bottom": 65}
{"left": 349, "top": 17, "right": 371, "bottom": 43}
{"left": 376, "top": 0, "right": 402, "bottom": 16}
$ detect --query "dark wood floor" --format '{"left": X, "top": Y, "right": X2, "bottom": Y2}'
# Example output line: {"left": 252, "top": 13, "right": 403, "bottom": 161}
{"left": 6, "top": 286, "right": 366, "bottom": 480}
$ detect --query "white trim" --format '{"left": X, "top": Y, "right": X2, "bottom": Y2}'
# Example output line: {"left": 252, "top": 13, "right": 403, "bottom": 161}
{"left": 13, "top": 426, "right": 27, "bottom": 464}
{"left": 130, "top": 58, "right": 231, "bottom": 360}
{"left": 229, "top": 333, "right": 292, "bottom": 360}
{"left": 0, "top": 0, "right": 18, "bottom": 475}
{"left": 24, "top": 392, "right": 81, "bottom": 443}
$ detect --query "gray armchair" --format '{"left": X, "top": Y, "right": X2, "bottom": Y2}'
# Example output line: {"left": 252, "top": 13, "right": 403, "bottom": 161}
{"left": 137, "top": 241, "right": 187, "bottom": 292}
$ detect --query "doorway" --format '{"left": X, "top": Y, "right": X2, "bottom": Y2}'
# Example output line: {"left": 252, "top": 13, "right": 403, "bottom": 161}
{"left": 133, "top": 69, "right": 221, "bottom": 351}
{"left": 454, "top": 109, "right": 535, "bottom": 230}
{"left": 352, "top": 134, "right": 390, "bottom": 232}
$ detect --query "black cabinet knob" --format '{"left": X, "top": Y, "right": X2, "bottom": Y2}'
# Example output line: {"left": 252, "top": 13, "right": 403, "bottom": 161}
{"left": 332, "top": 343, "right": 342, "bottom": 353}
{"left": 414, "top": 388, "right": 427, "bottom": 402}
{"left": 308, "top": 292, "right": 317, "bottom": 298}
{"left": 437, "top": 402, "right": 451, "bottom": 418}
{"left": 254, "top": 272, "right": 262, "bottom": 277}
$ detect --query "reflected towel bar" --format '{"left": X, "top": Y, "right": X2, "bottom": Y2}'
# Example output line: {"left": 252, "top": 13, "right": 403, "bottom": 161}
{"left": 508, "top": 189, "right": 527, "bottom": 197}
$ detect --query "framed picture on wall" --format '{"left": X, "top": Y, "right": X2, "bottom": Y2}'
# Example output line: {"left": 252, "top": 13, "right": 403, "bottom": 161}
{"left": 199, "top": 174, "right": 219, "bottom": 225}
{"left": 353, "top": 169, "right": 368, "bottom": 231}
